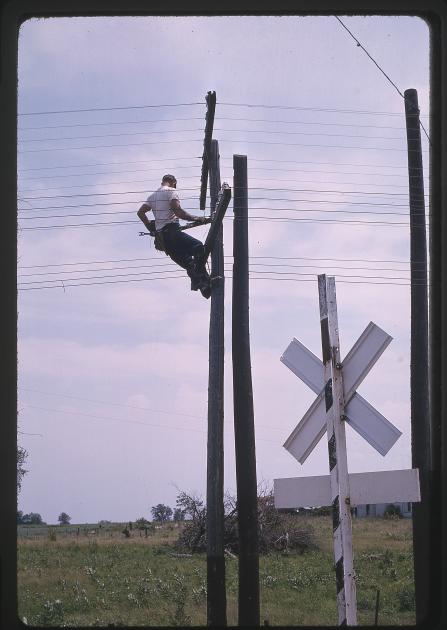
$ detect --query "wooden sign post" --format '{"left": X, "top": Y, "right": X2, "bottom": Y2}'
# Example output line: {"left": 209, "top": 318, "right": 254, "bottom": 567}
{"left": 274, "top": 274, "right": 420, "bottom": 626}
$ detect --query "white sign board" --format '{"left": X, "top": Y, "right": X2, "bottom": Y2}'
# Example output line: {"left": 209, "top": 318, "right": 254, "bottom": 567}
{"left": 274, "top": 469, "right": 421, "bottom": 509}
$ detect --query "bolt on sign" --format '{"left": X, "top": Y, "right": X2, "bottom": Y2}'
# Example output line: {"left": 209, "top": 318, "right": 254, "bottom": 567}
{"left": 274, "top": 274, "right": 420, "bottom": 626}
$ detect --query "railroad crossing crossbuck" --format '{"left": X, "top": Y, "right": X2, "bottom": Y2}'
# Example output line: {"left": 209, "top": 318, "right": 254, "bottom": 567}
{"left": 280, "top": 320, "right": 402, "bottom": 463}
{"left": 274, "top": 274, "right": 420, "bottom": 626}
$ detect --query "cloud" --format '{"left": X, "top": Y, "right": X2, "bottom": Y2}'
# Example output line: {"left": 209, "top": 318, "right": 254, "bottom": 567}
{"left": 17, "top": 15, "right": 428, "bottom": 522}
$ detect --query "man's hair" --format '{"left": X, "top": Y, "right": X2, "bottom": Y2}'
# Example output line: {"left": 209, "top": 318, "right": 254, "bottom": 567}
{"left": 162, "top": 174, "right": 177, "bottom": 185}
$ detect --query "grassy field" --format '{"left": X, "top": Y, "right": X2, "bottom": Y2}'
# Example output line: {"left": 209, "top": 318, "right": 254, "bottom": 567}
{"left": 17, "top": 516, "right": 415, "bottom": 626}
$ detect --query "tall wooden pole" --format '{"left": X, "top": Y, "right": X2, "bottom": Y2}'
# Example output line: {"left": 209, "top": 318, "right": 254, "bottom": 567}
{"left": 318, "top": 274, "right": 357, "bottom": 626}
{"left": 206, "top": 139, "right": 227, "bottom": 626}
{"left": 427, "top": 30, "right": 443, "bottom": 627}
{"left": 232, "top": 154, "right": 260, "bottom": 626}
{"left": 404, "top": 88, "right": 430, "bottom": 625}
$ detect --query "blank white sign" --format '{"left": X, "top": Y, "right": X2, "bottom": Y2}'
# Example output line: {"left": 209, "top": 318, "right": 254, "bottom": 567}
{"left": 274, "top": 468, "right": 420, "bottom": 509}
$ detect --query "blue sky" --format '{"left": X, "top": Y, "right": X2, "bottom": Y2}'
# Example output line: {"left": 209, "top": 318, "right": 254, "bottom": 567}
{"left": 17, "top": 15, "right": 430, "bottom": 524}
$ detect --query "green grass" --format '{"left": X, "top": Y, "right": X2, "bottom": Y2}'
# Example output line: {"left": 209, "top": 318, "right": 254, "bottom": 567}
{"left": 17, "top": 516, "right": 415, "bottom": 626}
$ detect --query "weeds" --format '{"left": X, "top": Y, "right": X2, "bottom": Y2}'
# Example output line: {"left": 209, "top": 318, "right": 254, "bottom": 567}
{"left": 397, "top": 585, "right": 415, "bottom": 611}
{"left": 36, "top": 599, "right": 65, "bottom": 626}
{"left": 17, "top": 516, "right": 415, "bottom": 626}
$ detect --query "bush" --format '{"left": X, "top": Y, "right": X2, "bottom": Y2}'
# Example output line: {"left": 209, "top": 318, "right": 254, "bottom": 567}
{"left": 383, "top": 504, "right": 403, "bottom": 519}
{"left": 175, "top": 489, "right": 316, "bottom": 555}
{"left": 135, "top": 517, "right": 150, "bottom": 530}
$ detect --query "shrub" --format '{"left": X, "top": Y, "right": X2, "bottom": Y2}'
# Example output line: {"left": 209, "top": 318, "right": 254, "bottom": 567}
{"left": 175, "top": 489, "right": 316, "bottom": 555}
{"left": 135, "top": 517, "right": 150, "bottom": 530}
{"left": 48, "top": 528, "right": 57, "bottom": 542}
{"left": 383, "top": 504, "right": 403, "bottom": 519}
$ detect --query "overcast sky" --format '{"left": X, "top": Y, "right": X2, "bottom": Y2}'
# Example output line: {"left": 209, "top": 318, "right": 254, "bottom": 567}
{"left": 17, "top": 15, "right": 430, "bottom": 524}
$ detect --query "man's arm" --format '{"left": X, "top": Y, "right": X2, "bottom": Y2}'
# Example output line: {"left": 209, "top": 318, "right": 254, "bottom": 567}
{"left": 137, "top": 203, "right": 154, "bottom": 231}
{"left": 170, "top": 198, "right": 204, "bottom": 223}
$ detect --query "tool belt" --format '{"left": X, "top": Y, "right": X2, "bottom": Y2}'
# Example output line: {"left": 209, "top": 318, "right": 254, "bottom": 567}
{"left": 147, "top": 219, "right": 166, "bottom": 252}
{"left": 152, "top": 221, "right": 180, "bottom": 253}
{"left": 154, "top": 230, "right": 165, "bottom": 252}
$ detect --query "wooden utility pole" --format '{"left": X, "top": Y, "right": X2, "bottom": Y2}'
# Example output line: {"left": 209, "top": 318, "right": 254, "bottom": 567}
{"left": 206, "top": 138, "right": 227, "bottom": 626}
{"left": 200, "top": 91, "right": 216, "bottom": 211}
{"left": 318, "top": 274, "right": 357, "bottom": 626}
{"left": 404, "top": 88, "right": 430, "bottom": 625}
{"left": 232, "top": 154, "right": 260, "bottom": 627}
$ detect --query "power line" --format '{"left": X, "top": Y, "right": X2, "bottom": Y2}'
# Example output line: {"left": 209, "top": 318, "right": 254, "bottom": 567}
{"left": 19, "top": 207, "right": 424, "bottom": 225}
{"left": 18, "top": 267, "right": 414, "bottom": 287}
{"left": 18, "top": 261, "right": 413, "bottom": 280}
{"left": 18, "top": 115, "right": 408, "bottom": 133}
{"left": 21, "top": 403, "right": 207, "bottom": 434}
{"left": 18, "top": 215, "right": 423, "bottom": 231}
{"left": 218, "top": 138, "right": 426, "bottom": 153}
{"left": 19, "top": 387, "right": 204, "bottom": 420}
{"left": 17, "top": 253, "right": 415, "bottom": 270}
{"left": 18, "top": 101, "right": 421, "bottom": 118}
{"left": 18, "top": 273, "right": 425, "bottom": 292}
{"left": 18, "top": 155, "right": 420, "bottom": 174}
{"left": 19, "top": 116, "right": 207, "bottom": 131}
{"left": 17, "top": 175, "right": 419, "bottom": 194}
{"left": 334, "top": 16, "right": 431, "bottom": 145}
{"left": 334, "top": 16, "right": 405, "bottom": 98}
{"left": 19, "top": 127, "right": 206, "bottom": 142}
{"left": 19, "top": 184, "right": 424, "bottom": 202}
{"left": 18, "top": 126, "right": 407, "bottom": 144}
{"left": 19, "top": 156, "right": 201, "bottom": 173}
{"left": 19, "top": 400, "right": 290, "bottom": 442}
{"left": 19, "top": 138, "right": 203, "bottom": 153}
{"left": 17, "top": 196, "right": 420, "bottom": 214}
{"left": 227, "top": 157, "right": 422, "bottom": 170}
{"left": 19, "top": 101, "right": 204, "bottom": 116}
{"left": 15, "top": 261, "right": 414, "bottom": 286}
{"left": 18, "top": 136, "right": 428, "bottom": 154}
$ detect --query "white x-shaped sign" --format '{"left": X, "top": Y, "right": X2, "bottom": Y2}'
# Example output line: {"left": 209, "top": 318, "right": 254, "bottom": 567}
{"left": 281, "top": 322, "right": 402, "bottom": 464}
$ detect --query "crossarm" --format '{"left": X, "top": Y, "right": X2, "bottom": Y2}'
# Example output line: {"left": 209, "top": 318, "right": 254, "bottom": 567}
{"left": 202, "top": 183, "right": 231, "bottom": 264}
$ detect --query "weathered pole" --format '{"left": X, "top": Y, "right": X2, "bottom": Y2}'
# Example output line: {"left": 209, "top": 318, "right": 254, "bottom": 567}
{"left": 200, "top": 91, "right": 216, "bottom": 211}
{"left": 232, "top": 154, "right": 260, "bottom": 627}
{"left": 404, "top": 88, "right": 430, "bottom": 625}
{"left": 206, "top": 138, "right": 227, "bottom": 626}
{"left": 427, "top": 32, "right": 443, "bottom": 627}
{"left": 318, "top": 274, "right": 357, "bottom": 626}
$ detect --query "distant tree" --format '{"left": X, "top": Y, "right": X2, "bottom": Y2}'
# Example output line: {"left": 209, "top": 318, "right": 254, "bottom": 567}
{"left": 173, "top": 508, "right": 186, "bottom": 522}
{"left": 151, "top": 504, "right": 173, "bottom": 522}
{"left": 17, "top": 510, "right": 24, "bottom": 524}
{"left": 175, "top": 490, "right": 205, "bottom": 522}
{"left": 58, "top": 512, "right": 71, "bottom": 525}
{"left": 135, "top": 517, "right": 150, "bottom": 529}
{"left": 21, "top": 512, "right": 44, "bottom": 525}
{"left": 17, "top": 446, "right": 28, "bottom": 494}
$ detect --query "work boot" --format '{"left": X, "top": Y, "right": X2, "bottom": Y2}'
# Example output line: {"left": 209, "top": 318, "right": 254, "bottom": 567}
{"left": 186, "top": 261, "right": 202, "bottom": 291}
{"left": 200, "top": 281, "right": 212, "bottom": 299}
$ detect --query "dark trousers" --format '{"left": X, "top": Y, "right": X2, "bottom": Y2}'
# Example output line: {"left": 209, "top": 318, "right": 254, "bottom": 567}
{"left": 161, "top": 223, "right": 206, "bottom": 276}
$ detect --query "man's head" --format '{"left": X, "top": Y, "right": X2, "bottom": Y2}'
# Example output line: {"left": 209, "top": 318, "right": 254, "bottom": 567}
{"left": 161, "top": 174, "right": 177, "bottom": 188}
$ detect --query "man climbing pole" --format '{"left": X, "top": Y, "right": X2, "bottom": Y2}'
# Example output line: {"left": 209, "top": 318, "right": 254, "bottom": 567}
{"left": 137, "top": 174, "right": 212, "bottom": 298}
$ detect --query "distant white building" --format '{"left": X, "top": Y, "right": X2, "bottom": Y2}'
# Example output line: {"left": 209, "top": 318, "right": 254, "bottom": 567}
{"left": 353, "top": 502, "right": 413, "bottom": 518}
